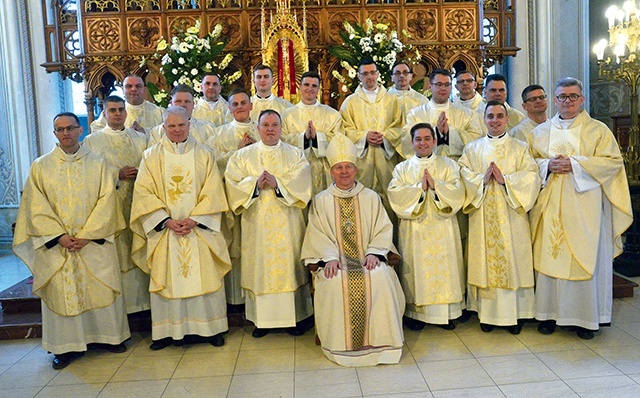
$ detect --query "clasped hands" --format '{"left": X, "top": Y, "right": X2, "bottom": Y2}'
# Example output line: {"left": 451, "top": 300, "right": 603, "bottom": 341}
{"left": 548, "top": 155, "right": 572, "bottom": 174}
{"left": 59, "top": 235, "right": 90, "bottom": 252}
{"left": 238, "top": 132, "right": 256, "bottom": 149}
{"left": 119, "top": 166, "right": 138, "bottom": 180}
{"left": 366, "top": 131, "right": 384, "bottom": 147}
{"left": 436, "top": 111, "right": 449, "bottom": 136}
{"left": 421, "top": 168, "right": 435, "bottom": 191}
{"left": 323, "top": 254, "right": 381, "bottom": 279}
{"left": 166, "top": 218, "right": 197, "bottom": 236}
{"left": 305, "top": 120, "right": 317, "bottom": 140}
{"left": 257, "top": 170, "right": 277, "bottom": 190}
{"left": 483, "top": 162, "right": 505, "bottom": 186}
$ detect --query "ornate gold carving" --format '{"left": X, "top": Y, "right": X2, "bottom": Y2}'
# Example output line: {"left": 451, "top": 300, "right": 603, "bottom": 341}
{"left": 129, "top": 18, "right": 160, "bottom": 48}
{"left": 85, "top": 0, "right": 120, "bottom": 12}
{"left": 206, "top": 0, "right": 241, "bottom": 8}
{"left": 87, "top": 19, "right": 121, "bottom": 52}
{"left": 407, "top": 10, "right": 437, "bottom": 41}
{"left": 166, "top": 0, "right": 201, "bottom": 9}
{"left": 208, "top": 15, "right": 242, "bottom": 48}
{"left": 484, "top": 0, "right": 500, "bottom": 11}
{"left": 327, "top": 12, "right": 359, "bottom": 43}
{"left": 126, "top": 0, "right": 161, "bottom": 11}
{"left": 365, "top": 11, "right": 399, "bottom": 30}
{"left": 60, "top": 0, "right": 78, "bottom": 23}
{"left": 248, "top": 14, "right": 263, "bottom": 47}
{"left": 168, "top": 166, "right": 192, "bottom": 205}
{"left": 444, "top": 9, "right": 476, "bottom": 41}
{"left": 306, "top": 13, "right": 320, "bottom": 46}
{"left": 168, "top": 16, "right": 199, "bottom": 36}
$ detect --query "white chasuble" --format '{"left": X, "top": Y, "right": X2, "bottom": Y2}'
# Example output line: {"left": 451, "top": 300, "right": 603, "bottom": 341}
{"left": 163, "top": 148, "right": 203, "bottom": 298}
{"left": 388, "top": 155, "right": 465, "bottom": 315}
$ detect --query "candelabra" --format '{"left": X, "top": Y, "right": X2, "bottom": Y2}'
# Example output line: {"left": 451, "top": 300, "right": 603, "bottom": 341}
{"left": 594, "top": 1, "right": 640, "bottom": 182}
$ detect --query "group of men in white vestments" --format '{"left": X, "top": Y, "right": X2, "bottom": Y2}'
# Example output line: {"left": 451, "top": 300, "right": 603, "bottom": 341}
{"left": 12, "top": 59, "right": 633, "bottom": 370}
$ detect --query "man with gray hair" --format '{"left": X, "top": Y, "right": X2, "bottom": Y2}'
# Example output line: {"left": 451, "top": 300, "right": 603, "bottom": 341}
{"left": 148, "top": 84, "right": 216, "bottom": 146}
{"left": 131, "top": 106, "right": 232, "bottom": 349}
{"left": 528, "top": 77, "right": 632, "bottom": 339}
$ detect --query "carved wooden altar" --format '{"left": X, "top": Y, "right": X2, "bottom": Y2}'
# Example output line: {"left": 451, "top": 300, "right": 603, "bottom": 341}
{"left": 41, "top": 0, "right": 519, "bottom": 121}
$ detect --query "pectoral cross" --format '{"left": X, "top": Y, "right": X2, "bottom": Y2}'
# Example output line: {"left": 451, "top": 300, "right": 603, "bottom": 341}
{"left": 345, "top": 219, "right": 354, "bottom": 234}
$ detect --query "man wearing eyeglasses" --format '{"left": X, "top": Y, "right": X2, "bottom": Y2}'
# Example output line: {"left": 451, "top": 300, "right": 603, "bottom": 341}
{"left": 90, "top": 75, "right": 164, "bottom": 135}
{"left": 509, "top": 85, "right": 548, "bottom": 142}
{"left": 340, "top": 59, "right": 403, "bottom": 218}
{"left": 84, "top": 96, "right": 150, "bottom": 315}
{"left": 13, "top": 113, "right": 130, "bottom": 369}
{"left": 388, "top": 62, "right": 428, "bottom": 120}
{"left": 404, "top": 68, "right": 483, "bottom": 160}
{"left": 475, "top": 74, "right": 525, "bottom": 134}
{"left": 528, "top": 77, "right": 632, "bottom": 340}
{"left": 453, "top": 70, "right": 483, "bottom": 110}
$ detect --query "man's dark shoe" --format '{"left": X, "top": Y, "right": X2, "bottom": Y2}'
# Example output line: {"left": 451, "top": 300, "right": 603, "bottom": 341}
{"left": 576, "top": 328, "right": 595, "bottom": 340}
{"left": 440, "top": 321, "right": 456, "bottom": 330}
{"left": 480, "top": 323, "right": 494, "bottom": 333}
{"left": 52, "top": 352, "right": 83, "bottom": 370}
{"left": 252, "top": 328, "right": 270, "bottom": 338}
{"left": 210, "top": 334, "right": 225, "bottom": 347}
{"left": 149, "top": 337, "right": 172, "bottom": 350}
{"left": 286, "top": 325, "right": 306, "bottom": 336}
{"left": 507, "top": 324, "right": 522, "bottom": 335}
{"left": 104, "top": 343, "right": 127, "bottom": 353}
{"left": 405, "top": 318, "right": 426, "bottom": 331}
{"left": 537, "top": 320, "right": 556, "bottom": 335}
{"left": 457, "top": 310, "right": 472, "bottom": 323}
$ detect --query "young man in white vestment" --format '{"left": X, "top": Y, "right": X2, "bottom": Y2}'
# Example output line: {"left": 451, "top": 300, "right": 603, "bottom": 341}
{"left": 192, "top": 73, "right": 231, "bottom": 127}
{"left": 281, "top": 71, "right": 343, "bottom": 196}
{"left": 250, "top": 64, "right": 293, "bottom": 122}
{"left": 90, "top": 74, "right": 164, "bottom": 135}
{"left": 458, "top": 101, "right": 541, "bottom": 334}
{"left": 340, "top": 59, "right": 403, "bottom": 220}
{"left": 509, "top": 84, "right": 549, "bottom": 142}
{"left": 130, "top": 106, "right": 232, "bottom": 350}
{"left": 527, "top": 77, "right": 632, "bottom": 339}
{"left": 301, "top": 134, "right": 405, "bottom": 366}
{"left": 453, "top": 70, "right": 483, "bottom": 110}
{"left": 474, "top": 74, "right": 526, "bottom": 134}
{"left": 205, "top": 88, "right": 260, "bottom": 307}
{"left": 403, "top": 68, "right": 483, "bottom": 160}
{"left": 387, "top": 62, "right": 428, "bottom": 120}
{"left": 388, "top": 123, "right": 465, "bottom": 331}
{"left": 13, "top": 112, "right": 130, "bottom": 370}
{"left": 148, "top": 84, "right": 216, "bottom": 146}
{"left": 225, "top": 109, "right": 313, "bottom": 338}
{"left": 84, "top": 95, "right": 150, "bottom": 314}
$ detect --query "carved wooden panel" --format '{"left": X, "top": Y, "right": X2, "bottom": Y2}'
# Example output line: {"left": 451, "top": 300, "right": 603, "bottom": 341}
{"left": 127, "top": 17, "right": 162, "bottom": 51}
{"left": 365, "top": 10, "right": 400, "bottom": 31}
{"left": 444, "top": 8, "right": 476, "bottom": 41}
{"left": 406, "top": 9, "right": 438, "bottom": 42}
{"left": 207, "top": 14, "right": 243, "bottom": 48}
{"left": 85, "top": 18, "right": 122, "bottom": 53}
{"left": 247, "top": 13, "right": 262, "bottom": 47}
{"left": 167, "top": 15, "right": 200, "bottom": 37}
{"left": 327, "top": 11, "right": 360, "bottom": 44}
{"left": 126, "top": 0, "right": 161, "bottom": 11}
{"left": 305, "top": 12, "right": 321, "bottom": 46}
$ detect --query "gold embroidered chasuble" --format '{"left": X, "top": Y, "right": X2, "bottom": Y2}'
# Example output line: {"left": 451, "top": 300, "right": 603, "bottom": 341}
{"left": 225, "top": 140, "right": 312, "bottom": 295}
{"left": 90, "top": 100, "right": 164, "bottom": 134}
{"left": 387, "top": 87, "right": 428, "bottom": 120}
{"left": 130, "top": 135, "right": 231, "bottom": 299}
{"left": 458, "top": 134, "right": 541, "bottom": 291}
{"left": 192, "top": 97, "right": 231, "bottom": 127}
{"left": 528, "top": 111, "right": 632, "bottom": 280}
{"left": 281, "top": 101, "right": 343, "bottom": 196}
{"left": 148, "top": 117, "right": 216, "bottom": 147}
{"left": 453, "top": 92, "right": 483, "bottom": 111}
{"left": 250, "top": 94, "right": 293, "bottom": 123}
{"left": 403, "top": 100, "right": 483, "bottom": 160}
{"left": 13, "top": 145, "right": 125, "bottom": 316}
{"left": 388, "top": 154, "right": 465, "bottom": 306}
{"left": 340, "top": 85, "right": 403, "bottom": 195}
{"left": 301, "top": 183, "right": 404, "bottom": 356}
{"left": 205, "top": 120, "right": 260, "bottom": 175}
{"left": 84, "top": 127, "right": 147, "bottom": 273}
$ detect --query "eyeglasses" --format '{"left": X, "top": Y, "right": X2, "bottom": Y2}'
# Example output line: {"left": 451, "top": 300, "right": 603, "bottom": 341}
{"left": 431, "top": 82, "right": 452, "bottom": 88}
{"left": 555, "top": 94, "right": 582, "bottom": 102}
{"left": 393, "top": 71, "right": 411, "bottom": 77}
{"left": 54, "top": 125, "right": 80, "bottom": 133}
{"left": 457, "top": 78, "right": 475, "bottom": 84}
{"left": 359, "top": 70, "right": 379, "bottom": 77}
{"left": 524, "top": 94, "right": 547, "bottom": 103}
